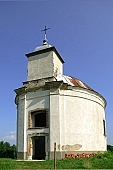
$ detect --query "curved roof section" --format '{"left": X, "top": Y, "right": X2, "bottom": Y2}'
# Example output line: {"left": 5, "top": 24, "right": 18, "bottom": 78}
{"left": 35, "top": 43, "right": 52, "bottom": 51}
{"left": 56, "top": 74, "right": 94, "bottom": 91}
{"left": 56, "top": 74, "right": 106, "bottom": 107}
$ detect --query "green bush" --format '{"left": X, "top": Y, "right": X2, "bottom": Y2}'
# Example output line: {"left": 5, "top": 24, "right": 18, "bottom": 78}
{"left": 107, "top": 145, "right": 113, "bottom": 152}
{"left": 103, "top": 151, "right": 113, "bottom": 159}
{"left": 0, "top": 141, "right": 17, "bottom": 159}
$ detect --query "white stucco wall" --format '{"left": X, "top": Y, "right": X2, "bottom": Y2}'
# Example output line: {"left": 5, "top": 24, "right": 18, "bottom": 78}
{"left": 58, "top": 87, "right": 106, "bottom": 152}
{"left": 27, "top": 51, "right": 63, "bottom": 81}
{"left": 53, "top": 52, "right": 63, "bottom": 76}
{"left": 49, "top": 88, "right": 61, "bottom": 151}
{"left": 17, "top": 94, "right": 27, "bottom": 153}
{"left": 26, "top": 89, "right": 50, "bottom": 114}
{"left": 27, "top": 51, "right": 53, "bottom": 81}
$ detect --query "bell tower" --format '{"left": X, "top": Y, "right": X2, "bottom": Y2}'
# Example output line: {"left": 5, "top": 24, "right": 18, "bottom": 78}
{"left": 26, "top": 26, "right": 64, "bottom": 81}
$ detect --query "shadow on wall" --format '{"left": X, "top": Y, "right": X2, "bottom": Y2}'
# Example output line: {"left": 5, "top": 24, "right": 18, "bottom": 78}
{"left": 27, "top": 96, "right": 47, "bottom": 109}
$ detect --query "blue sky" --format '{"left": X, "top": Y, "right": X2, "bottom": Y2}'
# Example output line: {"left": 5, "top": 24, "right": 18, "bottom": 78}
{"left": 0, "top": 1, "right": 113, "bottom": 146}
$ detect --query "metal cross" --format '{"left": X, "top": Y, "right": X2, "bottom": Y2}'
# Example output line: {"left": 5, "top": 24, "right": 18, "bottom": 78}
{"left": 41, "top": 26, "right": 50, "bottom": 40}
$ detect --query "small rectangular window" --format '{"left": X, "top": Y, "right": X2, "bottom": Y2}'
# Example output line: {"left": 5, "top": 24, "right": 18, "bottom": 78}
{"left": 103, "top": 120, "right": 106, "bottom": 136}
{"left": 28, "top": 110, "right": 48, "bottom": 128}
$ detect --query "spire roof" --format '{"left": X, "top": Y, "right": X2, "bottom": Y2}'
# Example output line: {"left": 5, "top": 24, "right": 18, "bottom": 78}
{"left": 41, "top": 26, "right": 50, "bottom": 45}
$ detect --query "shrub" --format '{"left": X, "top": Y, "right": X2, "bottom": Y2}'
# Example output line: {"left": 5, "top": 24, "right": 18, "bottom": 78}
{"left": 0, "top": 141, "right": 17, "bottom": 159}
{"left": 107, "top": 145, "right": 113, "bottom": 152}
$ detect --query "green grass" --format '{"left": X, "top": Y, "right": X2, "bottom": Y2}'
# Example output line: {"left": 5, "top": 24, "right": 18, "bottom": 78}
{"left": 0, "top": 152, "right": 113, "bottom": 169}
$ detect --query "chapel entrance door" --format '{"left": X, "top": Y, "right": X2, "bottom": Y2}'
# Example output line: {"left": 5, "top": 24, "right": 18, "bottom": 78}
{"left": 34, "top": 136, "right": 45, "bottom": 160}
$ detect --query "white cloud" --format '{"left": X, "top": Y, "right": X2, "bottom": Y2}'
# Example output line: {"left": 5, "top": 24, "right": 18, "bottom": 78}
{"left": 3, "top": 135, "right": 15, "bottom": 140}
{"left": 7, "top": 131, "right": 16, "bottom": 135}
{"left": 0, "top": 131, "right": 16, "bottom": 145}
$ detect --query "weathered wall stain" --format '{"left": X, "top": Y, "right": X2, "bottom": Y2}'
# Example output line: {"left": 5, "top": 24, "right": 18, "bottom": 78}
{"left": 58, "top": 144, "right": 82, "bottom": 151}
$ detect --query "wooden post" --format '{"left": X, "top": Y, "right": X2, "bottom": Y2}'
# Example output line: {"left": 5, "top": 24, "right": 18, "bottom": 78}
{"left": 54, "top": 142, "right": 56, "bottom": 170}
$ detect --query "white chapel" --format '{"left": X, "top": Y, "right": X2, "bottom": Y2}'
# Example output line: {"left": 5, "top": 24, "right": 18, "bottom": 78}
{"left": 15, "top": 28, "right": 107, "bottom": 160}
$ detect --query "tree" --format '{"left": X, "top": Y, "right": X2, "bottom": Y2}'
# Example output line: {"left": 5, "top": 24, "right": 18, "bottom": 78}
{"left": 107, "top": 145, "right": 113, "bottom": 152}
{"left": 0, "top": 141, "right": 17, "bottom": 159}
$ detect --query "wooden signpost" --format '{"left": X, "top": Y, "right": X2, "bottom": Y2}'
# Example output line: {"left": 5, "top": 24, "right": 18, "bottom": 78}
{"left": 54, "top": 142, "right": 56, "bottom": 170}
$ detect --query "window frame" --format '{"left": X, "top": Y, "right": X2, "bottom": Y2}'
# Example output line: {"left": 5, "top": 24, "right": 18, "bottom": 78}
{"left": 28, "top": 109, "right": 49, "bottom": 129}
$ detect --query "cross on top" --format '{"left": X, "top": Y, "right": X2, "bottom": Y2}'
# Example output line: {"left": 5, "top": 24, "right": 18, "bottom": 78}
{"left": 41, "top": 26, "right": 50, "bottom": 40}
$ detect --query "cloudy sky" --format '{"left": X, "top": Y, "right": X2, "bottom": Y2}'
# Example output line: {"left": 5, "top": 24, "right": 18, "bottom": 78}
{"left": 0, "top": 1, "right": 113, "bottom": 145}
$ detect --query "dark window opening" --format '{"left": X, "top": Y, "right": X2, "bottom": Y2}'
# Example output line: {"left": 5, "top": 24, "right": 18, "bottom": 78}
{"left": 35, "top": 112, "right": 46, "bottom": 127}
{"left": 103, "top": 120, "right": 106, "bottom": 136}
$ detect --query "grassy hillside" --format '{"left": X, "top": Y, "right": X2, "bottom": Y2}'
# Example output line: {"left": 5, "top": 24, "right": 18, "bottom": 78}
{"left": 0, "top": 151, "right": 113, "bottom": 169}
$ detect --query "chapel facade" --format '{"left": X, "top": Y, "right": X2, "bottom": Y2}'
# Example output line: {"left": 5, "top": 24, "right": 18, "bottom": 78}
{"left": 15, "top": 32, "right": 107, "bottom": 160}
